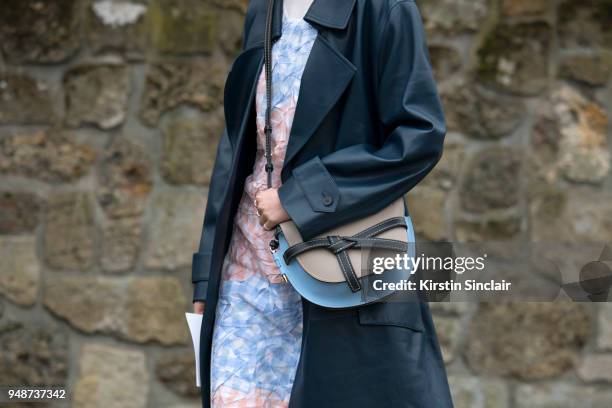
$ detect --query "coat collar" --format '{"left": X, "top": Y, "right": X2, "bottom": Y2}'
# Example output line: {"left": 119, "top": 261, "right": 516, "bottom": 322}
{"left": 304, "top": 0, "right": 357, "bottom": 30}
{"left": 225, "top": 0, "right": 358, "bottom": 168}
{"left": 246, "top": 0, "right": 357, "bottom": 47}
{"left": 267, "top": 0, "right": 357, "bottom": 42}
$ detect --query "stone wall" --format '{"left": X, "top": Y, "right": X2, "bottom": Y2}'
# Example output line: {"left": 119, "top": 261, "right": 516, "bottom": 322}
{"left": 0, "top": 0, "right": 610, "bottom": 407}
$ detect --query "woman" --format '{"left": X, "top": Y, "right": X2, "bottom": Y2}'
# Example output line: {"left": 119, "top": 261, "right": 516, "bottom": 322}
{"left": 192, "top": 0, "right": 453, "bottom": 407}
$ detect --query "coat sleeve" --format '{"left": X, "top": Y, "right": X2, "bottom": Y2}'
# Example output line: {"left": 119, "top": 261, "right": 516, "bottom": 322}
{"left": 278, "top": 0, "right": 445, "bottom": 241}
{"left": 191, "top": 3, "right": 257, "bottom": 302}
{"left": 191, "top": 128, "right": 233, "bottom": 302}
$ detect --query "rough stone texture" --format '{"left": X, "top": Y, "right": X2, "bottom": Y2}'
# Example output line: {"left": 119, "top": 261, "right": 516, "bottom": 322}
{"left": 0, "top": 129, "right": 96, "bottom": 182}
{"left": 432, "top": 315, "right": 462, "bottom": 364}
{"left": 516, "top": 383, "right": 612, "bottom": 408}
{"left": 460, "top": 148, "right": 522, "bottom": 213}
{"left": 144, "top": 190, "right": 206, "bottom": 270}
{"left": 560, "top": 53, "right": 612, "bottom": 87}
{"left": 43, "top": 276, "right": 123, "bottom": 334}
{"left": 477, "top": 22, "right": 551, "bottom": 95}
{"left": 455, "top": 213, "right": 522, "bottom": 242}
{"left": 139, "top": 59, "right": 227, "bottom": 125}
{"left": 550, "top": 86, "right": 609, "bottom": 184}
{"left": 466, "top": 303, "right": 590, "bottom": 380}
{"left": 530, "top": 188, "right": 612, "bottom": 243}
{"left": 217, "top": 8, "right": 246, "bottom": 56}
{"left": 558, "top": 0, "right": 612, "bottom": 49}
{"left": 149, "top": 0, "right": 218, "bottom": 55}
{"left": 73, "top": 343, "right": 149, "bottom": 408}
{"left": 420, "top": 0, "right": 489, "bottom": 35}
{"left": 0, "top": 191, "right": 43, "bottom": 234}
{"left": 44, "top": 192, "right": 95, "bottom": 271}
{"left": 44, "top": 276, "right": 188, "bottom": 345}
{"left": 577, "top": 354, "right": 612, "bottom": 382}
{"left": 150, "top": 0, "right": 220, "bottom": 54}
{"left": 161, "top": 109, "right": 224, "bottom": 185}
{"left": 407, "top": 187, "right": 448, "bottom": 241}
{"left": 123, "top": 276, "right": 189, "bottom": 344}
{"left": 0, "top": 0, "right": 80, "bottom": 63}
{"left": 598, "top": 304, "right": 612, "bottom": 351}
{"left": 530, "top": 85, "right": 610, "bottom": 185}
{"left": 448, "top": 376, "right": 509, "bottom": 408}
{"left": 97, "top": 136, "right": 153, "bottom": 218}
{"left": 442, "top": 84, "right": 526, "bottom": 139}
{"left": 101, "top": 218, "right": 142, "bottom": 273}
{"left": 422, "top": 141, "right": 466, "bottom": 190}
{"left": 0, "top": 320, "right": 68, "bottom": 386}
{"left": 156, "top": 351, "right": 199, "bottom": 397}
{"left": 0, "top": 72, "right": 56, "bottom": 125}
{"left": 210, "top": 0, "right": 248, "bottom": 13}
{"left": 87, "top": 0, "right": 149, "bottom": 59}
{"left": 0, "top": 237, "right": 40, "bottom": 306}
{"left": 501, "top": 0, "right": 550, "bottom": 18}
{"left": 64, "top": 63, "right": 130, "bottom": 129}
{"left": 429, "top": 45, "right": 462, "bottom": 82}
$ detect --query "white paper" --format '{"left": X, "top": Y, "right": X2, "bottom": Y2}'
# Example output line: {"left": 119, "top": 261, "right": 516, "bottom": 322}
{"left": 185, "top": 312, "right": 203, "bottom": 387}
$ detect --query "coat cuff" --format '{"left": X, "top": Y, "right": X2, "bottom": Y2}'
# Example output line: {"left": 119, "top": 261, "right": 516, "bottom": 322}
{"left": 192, "top": 252, "right": 211, "bottom": 281}
{"left": 193, "top": 280, "right": 209, "bottom": 303}
{"left": 192, "top": 252, "right": 211, "bottom": 302}
{"left": 278, "top": 156, "right": 340, "bottom": 241}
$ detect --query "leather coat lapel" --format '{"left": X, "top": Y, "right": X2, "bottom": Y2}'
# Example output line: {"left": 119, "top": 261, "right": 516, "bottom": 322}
{"left": 224, "top": 0, "right": 358, "bottom": 156}
{"left": 223, "top": 46, "right": 264, "bottom": 150}
{"left": 224, "top": 0, "right": 283, "bottom": 149}
{"left": 284, "top": 0, "right": 358, "bottom": 165}
{"left": 283, "top": 35, "right": 356, "bottom": 166}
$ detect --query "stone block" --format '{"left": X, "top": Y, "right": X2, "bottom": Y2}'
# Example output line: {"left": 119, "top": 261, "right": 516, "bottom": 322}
{"left": 44, "top": 276, "right": 189, "bottom": 345}
{"left": 143, "top": 190, "right": 205, "bottom": 270}
{"left": 73, "top": 343, "right": 148, "bottom": 408}
{"left": 0, "top": 129, "right": 96, "bottom": 182}
{"left": 0, "top": 0, "right": 80, "bottom": 63}
{"left": 64, "top": 63, "right": 130, "bottom": 129}
{"left": 161, "top": 110, "right": 224, "bottom": 186}
{"left": 44, "top": 192, "right": 95, "bottom": 271}
{"left": 97, "top": 136, "right": 152, "bottom": 218}
{"left": 0, "top": 72, "right": 55, "bottom": 124}
{"left": 477, "top": 22, "right": 552, "bottom": 95}
{"left": 465, "top": 303, "right": 589, "bottom": 380}
{"left": 0, "top": 237, "right": 40, "bottom": 306}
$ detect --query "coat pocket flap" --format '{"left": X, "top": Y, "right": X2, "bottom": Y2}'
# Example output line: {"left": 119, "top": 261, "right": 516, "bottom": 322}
{"left": 358, "top": 300, "right": 424, "bottom": 332}
{"left": 293, "top": 156, "right": 340, "bottom": 213}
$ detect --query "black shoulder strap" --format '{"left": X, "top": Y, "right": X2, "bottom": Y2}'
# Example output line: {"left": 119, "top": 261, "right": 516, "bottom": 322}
{"left": 264, "top": 0, "right": 281, "bottom": 252}
{"left": 264, "top": 0, "right": 275, "bottom": 189}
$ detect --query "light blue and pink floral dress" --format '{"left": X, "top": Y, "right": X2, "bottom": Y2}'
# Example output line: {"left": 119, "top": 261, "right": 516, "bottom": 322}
{"left": 209, "top": 11, "right": 318, "bottom": 408}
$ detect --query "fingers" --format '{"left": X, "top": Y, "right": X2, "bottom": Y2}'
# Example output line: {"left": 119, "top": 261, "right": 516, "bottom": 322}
{"left": 258, "top": 212, "right": 270, "bottom": 229}
{"left": 256, "top": 211, "right": 274, "bottom": 230}
{"left": 254, "top": 189, "right": 279, "bottom": 230}
{"left": 193, "top": 301, "right": 205, "bottom": 314}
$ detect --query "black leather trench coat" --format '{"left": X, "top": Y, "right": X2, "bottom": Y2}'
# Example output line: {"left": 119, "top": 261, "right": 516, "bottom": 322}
{"left": 193, "top": 0, "right": 453, "bottom": 406}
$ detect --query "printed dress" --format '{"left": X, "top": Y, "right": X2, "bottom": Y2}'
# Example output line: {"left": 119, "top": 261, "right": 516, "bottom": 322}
{"left": 210, "top": 13, "right": 318, "bottom": 408}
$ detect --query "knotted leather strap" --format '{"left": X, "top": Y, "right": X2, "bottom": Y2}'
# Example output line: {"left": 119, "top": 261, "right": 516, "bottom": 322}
{"left": 283, "top": 217, "right": 408, "bottom": 292}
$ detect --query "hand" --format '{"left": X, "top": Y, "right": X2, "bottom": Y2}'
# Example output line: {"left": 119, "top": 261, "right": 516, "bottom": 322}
{"left": 193, "top": 301, "right": 205, "bottom": 315}
{"left": 254, "top": 188, "right": 290, "bottom": 230}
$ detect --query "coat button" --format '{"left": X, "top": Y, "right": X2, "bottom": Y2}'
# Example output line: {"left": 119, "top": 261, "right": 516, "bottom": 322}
{"left": 321, "top": 191, "right": 334, "bottom": 206}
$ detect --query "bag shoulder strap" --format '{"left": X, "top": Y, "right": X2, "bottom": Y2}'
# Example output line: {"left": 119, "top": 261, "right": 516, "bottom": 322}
{"left": 264, "top": 0, "right": 281, "bottom": 252}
